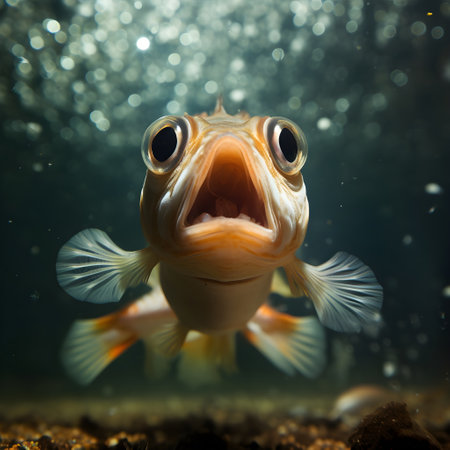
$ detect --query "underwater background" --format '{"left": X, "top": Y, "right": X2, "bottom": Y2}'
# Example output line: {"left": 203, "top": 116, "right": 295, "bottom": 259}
{"left": 1, "top": 0, "right": 449, "bottom": 436}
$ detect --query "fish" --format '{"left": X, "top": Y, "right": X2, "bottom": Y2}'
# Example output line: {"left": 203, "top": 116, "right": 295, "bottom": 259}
{"left": 56, "top": 99, "right": 383, "bottom": 386}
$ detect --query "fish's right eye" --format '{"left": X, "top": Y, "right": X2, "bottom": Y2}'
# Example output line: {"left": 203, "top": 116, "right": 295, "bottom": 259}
{"left": 264, "top": 116, "right": 308, "bottom": 175}
{"left": 141, "top": 116, "right": 189, "bottom": 173}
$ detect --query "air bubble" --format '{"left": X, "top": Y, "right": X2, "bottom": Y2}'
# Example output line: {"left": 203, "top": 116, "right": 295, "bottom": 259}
{"left": 424, "top": 183, "right": 443, "bottom": 195}
{"left": 390, "top": 69, "right": 408, "bottom": 87}
{"left": 128, "top": 94, "right": 142, "bottom": 107}
{"left": 136, "top": 37, "right": 150, "bottom": 51}
{"left": 45, "top": 19, "right": 61, "bottom": 34}
{"left": 410, "top": 21, "right": 426, "bottom": 36}
{"left": 317, "top": 117, "right": 331, "bottom": 130}
{"left": 230, "top": 89, "right": 245, "bottom": 102}
{"left": 272, "top": 48, "right": 285, "bottom": 61}
{"left": 204, "top": 80, "right": 218, "bottom": 94}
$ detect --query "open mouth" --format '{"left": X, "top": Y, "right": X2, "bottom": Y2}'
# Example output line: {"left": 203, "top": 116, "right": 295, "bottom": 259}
{"left": 186, "top": 142, "right": 268, "bottom": 228}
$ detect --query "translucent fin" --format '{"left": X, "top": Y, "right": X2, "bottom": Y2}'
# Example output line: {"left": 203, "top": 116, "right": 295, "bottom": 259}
{"left": 271, "top": 269, "right": 294, "bottom": 297}
{"left": 56, "top": 228, "right": 157, "bottom": 303}
{"left": 244, "top": 304, "right": 326, "bottom": 378}
{"left": 151, "top": 322, "right": 189, "bottom": 357}
{"left": 148, "top": 263, "right": 160, "bottom": 289}
{"left": 284, "top": 252, "right": 383, "bottom": 332}
{"left": 143, "top": 338, "right": 172, "bottom": 379}
{"left": 177, "top": 331, "right": 236, "bottom": 387}
{"left": 61, "top": 315, "right": 136, "bottom": 385}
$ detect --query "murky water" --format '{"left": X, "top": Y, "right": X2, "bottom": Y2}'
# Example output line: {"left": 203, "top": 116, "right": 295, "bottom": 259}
{"left": 1, "top": 0, "right": 449, "bottom": 447}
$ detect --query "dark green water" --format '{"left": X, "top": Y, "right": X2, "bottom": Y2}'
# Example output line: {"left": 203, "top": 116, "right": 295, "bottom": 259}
{"left": 1, "top": 0, "right": 449, "bottom": 406}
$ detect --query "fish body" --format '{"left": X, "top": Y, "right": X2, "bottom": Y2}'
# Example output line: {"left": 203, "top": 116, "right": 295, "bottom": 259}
{"left": 57, "top": 100, "right": 382, "bottom": 385}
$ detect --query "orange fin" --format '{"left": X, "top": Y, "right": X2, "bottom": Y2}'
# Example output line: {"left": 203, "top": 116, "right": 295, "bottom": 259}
{"left": 284, "top": 253, "right": 383, "bottom": 332}
{"left": 244, "top": 304, "right": 326, "bottom": 378}
{"left": 177, "top": 331, "right": 236, "bottom": 387}
{"left": 61, "top": 314, "right": 136, "bottom": 385}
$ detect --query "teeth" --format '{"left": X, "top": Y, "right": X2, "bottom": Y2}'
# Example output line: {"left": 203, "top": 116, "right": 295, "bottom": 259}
{"left": 192, "top": 212, "right": 259, "bottom": 225}
{"left": 193, "top": 212, "right": 213, "bottom": 224}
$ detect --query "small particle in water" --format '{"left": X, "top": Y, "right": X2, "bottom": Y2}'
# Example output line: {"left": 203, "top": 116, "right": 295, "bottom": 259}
{"left": 128, "top": 94, "right": 142, "bottom": 107}
{"left": 364, "top": 122, "right": 381, "bottom": 139}
{"left": 390, "top": 69, "right": 408, "bottom": 87}
{"left": 417, "top": 333, "right": 428, "bottom": 345}
{"left": 346, "top": 20, "right": 358, "bottom": 34}
{"left": 60, "top": 56, "right": 75, "bottom": 70}
{"left": 174, "top": 83, "right": 188, "bottom": 96}
{"left": 167, "top": 100, "right": 180, "bottom": 114}
{"left": 30, "top": 245, "right": 40, "bottom": 255}
{"left": 336, "top": 97, "right": 350, "bottom": 112}
{"left": 402, "top": 234, "right": 413, "bottom": 246}
{"left": 431, "top": 26, "right": 444, "bottom": 39}
{"left": 410, "top": 21, "right": 426, "bottom": 37}
{"left": 17, "top": 58, "right": 32, "bottom": 76}
{"left": 272, "top": 47, "right": 285, "bottom": 61}
{"left": 27, "top": 122, "right": 42, "bottom": 138}
{"left": 32, "top": 162, "right": 43, "bottom": 172}
{"left": 230, "top": 89, "right": 245, "bottom": 102}
{"left": 442, "top": 286, "right": 450, "bottom": 298}
{"left": 383, "top": 361, "right": 397, "bottom": 378}
{"left": 312, "top": 22, "right": 326, "bottom": 36}
{"left": 30, "top": 35, "right": 45, "bottom": 50}
{"left": 136, "top": 37, "right": 150, "bottom": 51}
{"left": 29, "top": 290, "right": 40, "bottom": 301}
{"left": 424, "top": 182, "right": 443, "bottom": 195}
{"left": 168, "top": 53, "right": 181, "bottom": 66}
{"left": 288, "top": 96, "right": 301, "bottom": 110}
{"left": 428, "top": 206, "right": 436, "bottom": 214}
{"left": 317, "top": 117, "right": 331, "bottom": 130}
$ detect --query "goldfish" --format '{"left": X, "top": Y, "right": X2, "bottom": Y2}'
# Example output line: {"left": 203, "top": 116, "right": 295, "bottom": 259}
{"left": 56, "top": 99, "right": 382, "bottom": 386}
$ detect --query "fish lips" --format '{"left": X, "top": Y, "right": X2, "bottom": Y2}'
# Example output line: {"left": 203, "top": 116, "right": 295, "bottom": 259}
{"left": 183, "top": 134, "right": 273, "bottom": 236}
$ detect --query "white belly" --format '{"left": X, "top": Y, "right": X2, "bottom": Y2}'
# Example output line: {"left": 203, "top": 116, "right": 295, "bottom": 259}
{"left": 159, "top": 262, "right": 273, "bottom": 333}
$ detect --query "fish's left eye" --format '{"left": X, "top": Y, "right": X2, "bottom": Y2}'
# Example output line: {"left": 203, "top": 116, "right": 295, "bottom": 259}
{"left": 265, "top": 117, "right": 308, "bottom": 174}
{"left": 141, "top": 116, "right": 189, "bottom": 173}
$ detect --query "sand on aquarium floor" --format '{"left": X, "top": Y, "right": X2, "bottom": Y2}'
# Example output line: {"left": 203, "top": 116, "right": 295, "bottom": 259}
{"left": 0, "top": 386, "right": 449, "bottom": 449}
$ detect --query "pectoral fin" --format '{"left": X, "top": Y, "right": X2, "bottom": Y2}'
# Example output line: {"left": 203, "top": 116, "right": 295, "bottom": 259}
{"left": 56, "top": 228, "right": 158, "bottom": 303}
{"left": 284, "top": 252, "right": 383, "bottom": 332}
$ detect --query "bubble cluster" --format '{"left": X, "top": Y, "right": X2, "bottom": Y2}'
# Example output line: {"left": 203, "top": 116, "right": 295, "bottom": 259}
{"left": 1, "top": 0, "right": 433, "bottom": 161}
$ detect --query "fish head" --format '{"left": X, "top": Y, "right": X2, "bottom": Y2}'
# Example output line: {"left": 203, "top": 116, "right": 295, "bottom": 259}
{"left": 139, "top": 100, "right": 309, "bottom": 280}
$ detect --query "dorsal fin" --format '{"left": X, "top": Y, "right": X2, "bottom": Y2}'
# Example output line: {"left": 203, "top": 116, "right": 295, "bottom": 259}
{"left": 213, "top": 95, "right": 226, "bottom": 114}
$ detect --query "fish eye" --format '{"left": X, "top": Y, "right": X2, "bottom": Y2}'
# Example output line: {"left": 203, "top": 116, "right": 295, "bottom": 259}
{"left": 265, "top": 117, "right": 308, "bottom": 174}
{"left": 141, "top": 116, "right": 189, "bottom": 173}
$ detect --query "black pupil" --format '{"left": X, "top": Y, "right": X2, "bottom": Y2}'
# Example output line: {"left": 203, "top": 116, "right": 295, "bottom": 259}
{"left": 152, "top": 126, "right": 177, "bottom": 162}
{"left": 279, "top": 127, "right": 298, "bottom": 163}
